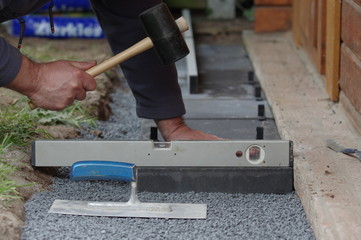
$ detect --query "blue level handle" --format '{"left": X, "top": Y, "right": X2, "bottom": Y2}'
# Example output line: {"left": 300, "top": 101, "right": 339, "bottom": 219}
{"left": 70, "top": 161, "right": 136, "bottom": 182}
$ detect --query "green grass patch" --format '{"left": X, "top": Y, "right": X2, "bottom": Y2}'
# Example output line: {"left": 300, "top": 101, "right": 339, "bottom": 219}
{"left": 0, "top": 162, "right": 21, "bottom": 200}
{"left": 0, "top": 98, "right": 96, "bottom": 149}
{"left": 0, "top": 98, "right": 96, "bottom": 200}
{"left": 32, "top": 101, "right": 97, "bottom": 128}
{"left": 21, "top": 43, "right": 79, "bottom": 62}
{"left": 0, "top": 134, "right": 12, "bottom": 154}
{"left": 0, "top": 104, "right": 49, "bottom": 148}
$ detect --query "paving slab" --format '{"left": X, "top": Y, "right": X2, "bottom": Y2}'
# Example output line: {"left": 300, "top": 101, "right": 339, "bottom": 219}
{"left": 141, "top": 118, "right": 280, "bottom": 140}
{"left": 185, "top": 119, "right": 280, "bottom": 140}
{"left": 183, "top": 99, "right": 273, "bottom": 119}
{"left": 197, "top": 71, "right": 257, "bottom": 98}
{"left": 196, "top": 44, "right": 252, "bottom": 72}
{"left": 243, "top": 30, "right": 361, "bottom": 240}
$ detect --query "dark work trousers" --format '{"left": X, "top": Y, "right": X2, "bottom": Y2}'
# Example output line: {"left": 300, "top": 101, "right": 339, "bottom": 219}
{"left": 89, "top": 0, "right": 186, "bottom": 120}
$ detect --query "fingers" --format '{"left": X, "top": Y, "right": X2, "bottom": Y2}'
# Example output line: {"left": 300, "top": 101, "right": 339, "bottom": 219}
{"left": 68, "top": 61, "right": 97, "bottom": 101}
{"left": 62, "top": 61, "right": 96, "bottom": 104}
{"left": 74, "top": 89, "right": 87, "bottom": 101}
{"left": 69, "top": 60, "right": 97, "bottom": 91}
{"left": 82, "top": 75, "right": 97, "bottom": 91}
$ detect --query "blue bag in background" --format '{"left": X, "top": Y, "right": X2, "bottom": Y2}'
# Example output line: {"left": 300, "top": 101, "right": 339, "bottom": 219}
{"left": 7, "top": 0, "right": 103, "bottom": 39}
{"left": 9, "top": 15, "right": 104, "bottom": 39}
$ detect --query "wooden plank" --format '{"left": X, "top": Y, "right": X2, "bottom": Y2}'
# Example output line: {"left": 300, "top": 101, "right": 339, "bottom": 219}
{"left": 340, "top": 43, "right": 361, "bottom": 113}
{"left": 292, "top": 0, "right": 302, "bottom": 46}
{"left": 254, "top": 0, "right": 292, "bottom": 5}
{"left": 325, "top": 0, "right": 341, "bottom": 101}
{"left": 316, "top": 0, "right": 326, "bottom": 74}
{"left": 292, "top": 0, "right": 326, "bottom": 74}
{"left": 254, "top": 7, "right": 292, "bottom": 33}
{"left": 342, "top": 0, "right": 361, "bottom": 60}
{"left": 293, "top": 0, "right": 314, "bottom": 49}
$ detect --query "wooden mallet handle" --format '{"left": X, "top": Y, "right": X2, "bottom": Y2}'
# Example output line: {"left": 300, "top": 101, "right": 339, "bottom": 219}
{"left": 29, "top": 17, "right": 189, "bottom": 110}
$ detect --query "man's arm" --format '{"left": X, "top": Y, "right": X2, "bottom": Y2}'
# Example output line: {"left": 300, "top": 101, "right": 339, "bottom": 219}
{"left": 0, "top": 37, "right": 23, "bottom": 87}
{"left": 6, "top": 55, "right": 97, "bottom": 110}
{"left": 1, "top": 37, "right": 97, "bottom": 110}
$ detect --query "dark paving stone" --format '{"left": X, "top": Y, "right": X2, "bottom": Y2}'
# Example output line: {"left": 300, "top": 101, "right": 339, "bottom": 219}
{"left": 197, "top": 70, "right": 262, "bottom": 97}
{"left": 184, "top": 99, "right": 273, "bottom": 118}
{"left": 196, "top": 44, "right": 249, "bottom": 57}
{"left": 185, "top": 119, "right": 280, "bottom": 140}
{"left": 196, "top": 44, "right": 253, "bottom": 71}
{"left": 140, "top": 118, "right": 280, "bottom": 141}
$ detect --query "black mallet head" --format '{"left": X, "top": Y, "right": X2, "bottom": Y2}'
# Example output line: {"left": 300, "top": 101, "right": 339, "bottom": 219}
{"left": 139, "top": 3, "right": 190, "bottom": 65}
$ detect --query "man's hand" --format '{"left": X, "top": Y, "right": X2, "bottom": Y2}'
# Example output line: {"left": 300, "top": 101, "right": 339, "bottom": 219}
{"left": 6, "top": 55, "right": 97, "bottom": 111}
{"left": 155, "top": 117, "right": 223, "bottom": 141}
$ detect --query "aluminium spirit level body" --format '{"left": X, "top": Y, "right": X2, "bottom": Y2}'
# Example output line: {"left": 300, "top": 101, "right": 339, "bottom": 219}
{"left": 32, "top": 140, "right": 294, "bottom": 193}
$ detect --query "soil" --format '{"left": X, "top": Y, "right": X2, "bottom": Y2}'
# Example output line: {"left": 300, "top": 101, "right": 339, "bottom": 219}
{"left": 0, "top": 16, "right": 252, "bottom": 240}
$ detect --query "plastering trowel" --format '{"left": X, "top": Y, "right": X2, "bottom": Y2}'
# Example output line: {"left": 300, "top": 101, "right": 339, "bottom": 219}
{"left": 48, "top": 161, "right": 207, "bottom": 219}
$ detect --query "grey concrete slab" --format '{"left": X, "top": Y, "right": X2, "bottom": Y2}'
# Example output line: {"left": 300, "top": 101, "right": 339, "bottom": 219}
{"left": 140, "top": 119, "right": 280, "bottom": 140}
{"left": 184, "top": 99, "right": 273, "bottom": 118}
{"left": 196, "top": 44, "right": 253, "bottom": 71}
{"left": 196, "top": 44, "right": 249, "bottom": 58}
{"left": 177, "top": 44, "right": 257, "bottom": 98}
{"left": 199, "top": 69, "right": 250, "bottom": 84}
{"left": 197, "top": 71, "right": 261, "bottom": 98}
{"left": 184, "top": 119, "right": 280, "bottom": 140}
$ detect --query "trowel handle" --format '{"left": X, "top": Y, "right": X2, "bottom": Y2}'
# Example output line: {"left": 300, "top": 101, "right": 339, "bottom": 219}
{"left": 70, "top": 161, "right": 136, "bottom": 182}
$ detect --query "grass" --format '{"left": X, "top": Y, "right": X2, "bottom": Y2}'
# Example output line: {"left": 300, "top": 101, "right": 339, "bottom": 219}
{"left": 32, "top": 101, "right": 97, "bottom": 128}
{"left": 21, "top": 43, "right": 79, "bottom": 62}
{"left": 0, "top": 98, "right": 96, "bottom": 148}
{"left": 0, "top": 137, "right": 22, "bottom": 200}
{"left": 0, "top": 134, "right": 17, "bottom": 200}
{"left": 0, "top": 98, "right": 97, "bottom": 200}
{"left": 0, "top": 162, "right": 21, "bottom": 200}
{"left": 0, "top": 134, "right": 12, "bottom": 154}
{"left": 0, "top": 105, "right": 49, "bottom": 148}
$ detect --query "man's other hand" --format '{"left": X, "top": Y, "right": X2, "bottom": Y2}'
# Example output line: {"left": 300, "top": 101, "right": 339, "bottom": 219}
{"left": 155, "top": 117, "right": 223, "bottom": 141}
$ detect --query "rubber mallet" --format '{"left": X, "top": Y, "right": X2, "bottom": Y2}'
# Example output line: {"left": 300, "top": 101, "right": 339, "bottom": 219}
{"left": 29, "top": 3, "right": 189, "bottom": 109}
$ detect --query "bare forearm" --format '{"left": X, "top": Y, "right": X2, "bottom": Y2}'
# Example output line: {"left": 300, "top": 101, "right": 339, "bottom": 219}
{"left": 6, "top": 55, "right": 40, "bottom": 97}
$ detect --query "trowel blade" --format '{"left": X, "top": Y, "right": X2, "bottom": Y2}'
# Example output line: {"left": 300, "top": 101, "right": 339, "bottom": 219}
{"left": 49, "top": 199, "right": 207, "bottom": 219}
